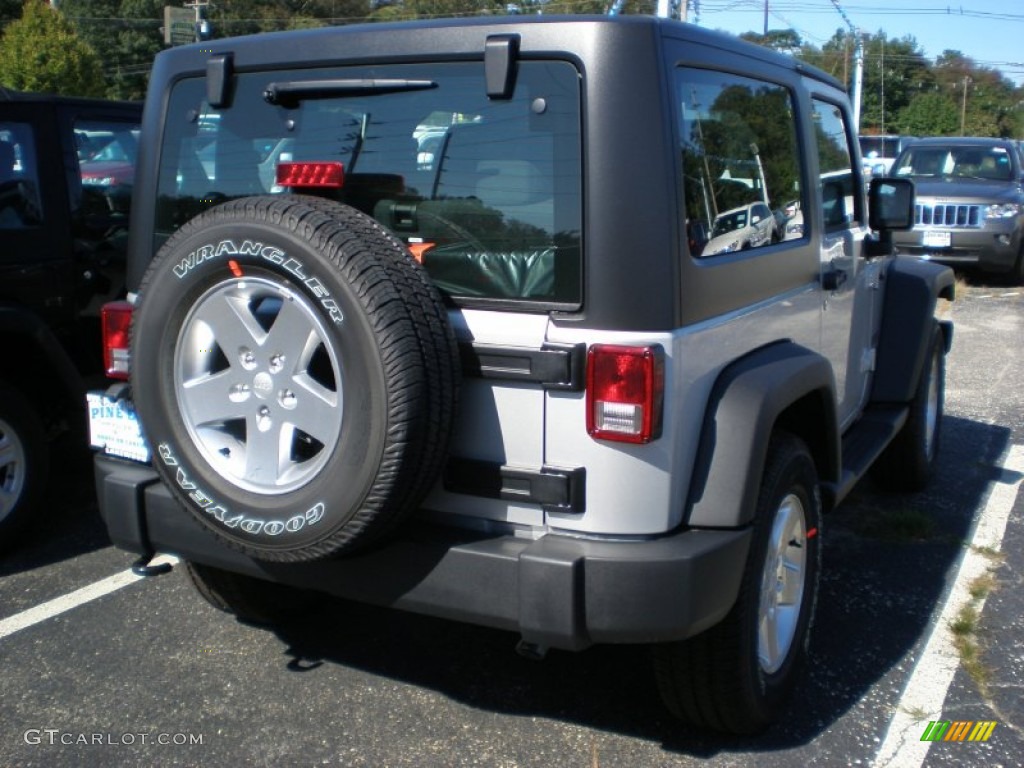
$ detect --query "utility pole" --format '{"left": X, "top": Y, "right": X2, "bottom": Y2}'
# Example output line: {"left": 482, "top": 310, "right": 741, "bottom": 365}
{"left": 960, "top": 76, "right": 971, "bottom": 135}
{"left": 763, "top": 0, "right": 768, "bottom": 36}
{"left": 185, "top": 0, "right": 210, "bottom": 43}
{"left": 829, "top": 0, "right": 863, "bottom": 131}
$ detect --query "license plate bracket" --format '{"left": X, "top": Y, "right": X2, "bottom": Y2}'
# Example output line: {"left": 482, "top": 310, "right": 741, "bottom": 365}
{"left": 86, "top": 392, "right": 151, "bottom": 462}
{"left": 922, "top": 230, "right": 951, "bottom": 248}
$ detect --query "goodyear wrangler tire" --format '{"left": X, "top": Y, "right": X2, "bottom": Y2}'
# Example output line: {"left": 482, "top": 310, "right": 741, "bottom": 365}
{"left": 131, "top": 196, "right": 459, "bottom": 562}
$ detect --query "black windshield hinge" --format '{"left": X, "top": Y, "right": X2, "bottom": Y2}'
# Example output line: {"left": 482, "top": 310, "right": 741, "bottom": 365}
{"left": 485, "top": 34, "right": 520, "bottom": 100}
{"left": 206, "top": 53, "right": 234, "bottom": 108}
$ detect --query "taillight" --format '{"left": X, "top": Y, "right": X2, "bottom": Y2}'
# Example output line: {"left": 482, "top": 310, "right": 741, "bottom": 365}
{"left": 101, "top": 300, "right": 133, "bottom": 380}
{"left": 275, "top": 161, "right": 345, "bottom": 189}
{"left": 586, "top": 344, "right": 664, "bottom": 444}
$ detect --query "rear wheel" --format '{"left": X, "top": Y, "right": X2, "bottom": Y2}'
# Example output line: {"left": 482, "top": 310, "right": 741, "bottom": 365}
{"left": 872, "top": 322, "right": 945, "bottom": 492}
{"left": 0, "top": 383, "right": 48, "bottom": 552}
{"left": 653, "top": 432, "right": 821, "bottom": 734}
{"left": 184, "top": 561, "right": 320, "bottom": 625}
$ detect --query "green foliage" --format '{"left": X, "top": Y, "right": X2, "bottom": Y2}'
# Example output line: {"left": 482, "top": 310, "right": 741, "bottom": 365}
{"left": 0, "top": 0, "right": 105, "bottom": 97}
{"left": 739, "top": 28, "right": 801, "bottom": 53}
{"left": 753, "top": 26, "right": 1024, "bottom": 138}
{"left": 60, "top": 0, "right": 163, "bottom": 100}
{"left": 894, "top": 91, "right": 960, "bottom": 136}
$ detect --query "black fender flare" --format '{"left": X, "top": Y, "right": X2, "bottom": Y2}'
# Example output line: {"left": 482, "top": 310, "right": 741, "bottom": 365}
{"left": 686, "top": 342, "right": 839, "bottom": 528}
{"left": 0, "top": 304, "right": 85, "bottom": 401}
{"left": 872, "top": 259, "right": 955, "bottom": 404}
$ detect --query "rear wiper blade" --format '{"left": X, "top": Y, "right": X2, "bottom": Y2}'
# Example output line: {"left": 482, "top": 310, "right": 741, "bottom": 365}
{"left": 264, "top": 79, "right": 437, "bottom": 106}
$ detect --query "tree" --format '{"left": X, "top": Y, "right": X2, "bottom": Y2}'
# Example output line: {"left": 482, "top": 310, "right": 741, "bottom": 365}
{"left": 858, "top": 31, "right": 932, "bottom": 135}
{"left": 930, "top": 50, "right": 1021, "bottom": 138}
{"left": 60, "top": 0, "right": 163, "bottom": 100}
{"left": 0, "top": 0, "right": 21, "bottom": 30}
{"left": 893, "top": 91, "right": 959, "bottom": 136}
{"left": 0, "top": 0, "right": 105, "bottom": 97}
{"left": 739, "top": 28, "right": 801, "bottom": 54}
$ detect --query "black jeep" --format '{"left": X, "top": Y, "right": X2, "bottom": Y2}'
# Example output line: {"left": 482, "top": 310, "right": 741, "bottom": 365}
{"left": 0, "top": 90, "right": 141, "bottom": 550}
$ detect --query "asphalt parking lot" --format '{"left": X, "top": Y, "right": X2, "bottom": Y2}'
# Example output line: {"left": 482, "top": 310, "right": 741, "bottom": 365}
{"left": 1, "top": 280, "right": 1022, "bottom": 767}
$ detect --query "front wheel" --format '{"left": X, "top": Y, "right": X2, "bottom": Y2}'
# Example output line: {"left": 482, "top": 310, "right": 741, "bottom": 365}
{"left": 0, "top": 383, "right": 49, "bottom": 552}
{"left": 872, "top": 322, "right": 945, "bottom": 492}
{"left": 653, "top": 432, "right": 822, "bottom": 734}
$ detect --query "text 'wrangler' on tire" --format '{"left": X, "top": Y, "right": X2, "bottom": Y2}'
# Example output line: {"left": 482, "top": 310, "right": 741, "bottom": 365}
{"left": 89, "top": 16, "right": 955, "bottom": 736}
{"left": 131, "top": 196, "right": 459, "bottom": 561}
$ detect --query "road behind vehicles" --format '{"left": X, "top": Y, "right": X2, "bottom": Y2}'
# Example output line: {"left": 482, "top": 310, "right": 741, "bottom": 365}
{"left": 86, "top": 16, "right": 952, "bottom": 735}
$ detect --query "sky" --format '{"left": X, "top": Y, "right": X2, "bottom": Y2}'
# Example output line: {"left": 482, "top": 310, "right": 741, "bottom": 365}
{"left": 690, "top": 0, "right": 1024, "bottom": 84}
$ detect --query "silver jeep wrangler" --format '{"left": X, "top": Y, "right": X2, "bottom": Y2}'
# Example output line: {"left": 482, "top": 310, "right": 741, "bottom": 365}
{"left": 88, "top": 16, "right": 954, "bottom": 734}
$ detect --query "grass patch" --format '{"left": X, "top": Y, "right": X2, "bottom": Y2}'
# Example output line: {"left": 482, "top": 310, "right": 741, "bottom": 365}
{"left": 950, "top": 604, "right": 977, "bottom": 637}
{"left": 970, "top": 544, "right": 1006, "bottom": 563}
{"left": 949, "top": 572, "right": 1001, "bottom": 698}
{"left": 969, "top": 573, "right": 997, "bottom": 601}
{"left": 902, "top": 705, "right": 930, "bottom": 721}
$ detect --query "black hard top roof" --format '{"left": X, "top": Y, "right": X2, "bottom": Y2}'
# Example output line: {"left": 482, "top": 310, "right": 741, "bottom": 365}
{"left": 155, "top": 15, "right": 840, "bottom": 90}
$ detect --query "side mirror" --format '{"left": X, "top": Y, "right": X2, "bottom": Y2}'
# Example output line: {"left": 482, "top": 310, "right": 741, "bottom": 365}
{"left": 869, "top": 177, "right": 915, "bottom": 231}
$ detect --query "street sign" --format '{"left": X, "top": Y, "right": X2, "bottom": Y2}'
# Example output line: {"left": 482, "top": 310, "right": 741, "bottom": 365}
{"left": 164, "top": 6, "right": 194, "bottom": 46}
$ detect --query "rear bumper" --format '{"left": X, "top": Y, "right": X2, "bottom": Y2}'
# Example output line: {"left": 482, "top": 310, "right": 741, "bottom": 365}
{"left": 96, "top": 454, "right": 751, "bottom": 651}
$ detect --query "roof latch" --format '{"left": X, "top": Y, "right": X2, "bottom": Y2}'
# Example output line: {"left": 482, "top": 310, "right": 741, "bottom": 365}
{"left": 485, "top": 34, "right": 520, "bottom": 100}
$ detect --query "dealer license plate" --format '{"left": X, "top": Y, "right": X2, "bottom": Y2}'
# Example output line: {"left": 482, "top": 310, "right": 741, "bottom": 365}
{"left": 922, "top": 230, "right": 951, "bottom": 248}
{"left": 86, "top": 392, "right": 151, "bottom": 462}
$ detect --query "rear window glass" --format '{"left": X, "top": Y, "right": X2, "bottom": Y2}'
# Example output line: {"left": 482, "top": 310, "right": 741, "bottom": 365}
{"left": 156, "top": 61, "right": 583, "bottom": 309}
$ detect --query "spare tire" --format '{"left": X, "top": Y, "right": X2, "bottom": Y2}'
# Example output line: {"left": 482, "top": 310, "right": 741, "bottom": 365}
{"left": 132, "top": 196, "right": 459, "bottom": 562}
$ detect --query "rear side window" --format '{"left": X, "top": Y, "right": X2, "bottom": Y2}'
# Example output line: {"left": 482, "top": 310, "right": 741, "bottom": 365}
{"left": 676, "top": 68, "right": 803, "bottom": 258}
{"left": 0, "top": 122, "right": 43, "bottom": 229}
{"left": 156, "top": 61, "right": 583, "bottom": 309}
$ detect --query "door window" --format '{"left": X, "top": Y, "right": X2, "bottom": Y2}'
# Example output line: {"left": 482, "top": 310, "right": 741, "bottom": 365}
{"left": 0, "top": 122, "right": 43, "bottom": 228}
{"left": 811, "top": 100, "right": 862, "bottom": 231}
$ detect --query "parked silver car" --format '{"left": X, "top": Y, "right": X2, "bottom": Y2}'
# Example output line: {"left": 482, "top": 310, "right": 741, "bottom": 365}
{"left": 702, "top": 201, "right": 776, "bottom": 255}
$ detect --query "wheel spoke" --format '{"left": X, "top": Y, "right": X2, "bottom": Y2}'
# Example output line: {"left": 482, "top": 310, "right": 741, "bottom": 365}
{"left": 264, "top": 298, "right": 319, "bottom": 363}
{"left": 244, "top": 417, "right": 287, "bottom": 485}
{"left": 759, "top": 611, "right": 779, "bottom": 669}
{"left": 192, "top": 291, "right": 266, "bottom": 356}
{"left": 181, "top": 370, "right": 250, "bottom": 425}
{"left": 779, "top": 555, "right": 804, "bottom": 604}
{"left": 289, "top": 374, "right": 340, "bottom": 444}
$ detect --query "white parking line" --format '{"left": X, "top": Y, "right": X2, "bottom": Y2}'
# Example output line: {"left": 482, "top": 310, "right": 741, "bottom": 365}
{"left": 874, "top": 443, "right": 1024, "bottom": 768}
{"left": 0, "top": 554, "right": 179, "bottom": 642}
